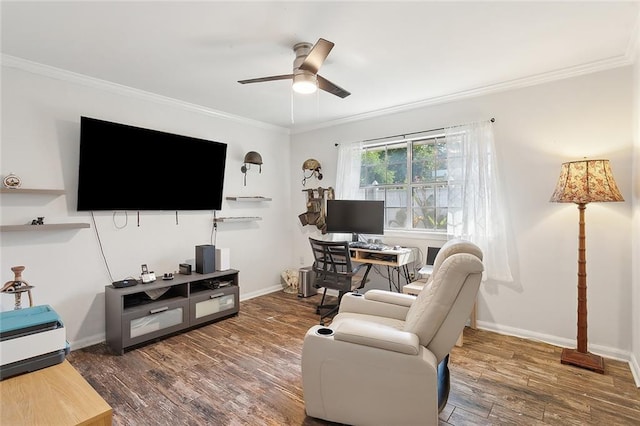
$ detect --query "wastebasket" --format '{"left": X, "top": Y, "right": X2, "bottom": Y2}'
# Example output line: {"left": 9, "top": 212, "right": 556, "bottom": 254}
{"left": 298, "top": 266, "right": 317, "bottom": 298}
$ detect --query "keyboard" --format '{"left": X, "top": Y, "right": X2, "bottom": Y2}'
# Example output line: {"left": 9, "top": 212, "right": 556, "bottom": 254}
{"left": 349, "top": 242, "right": 388, "bottom": 251}
{"left": 349, "top": 241, "right": 369, "bottom": 248}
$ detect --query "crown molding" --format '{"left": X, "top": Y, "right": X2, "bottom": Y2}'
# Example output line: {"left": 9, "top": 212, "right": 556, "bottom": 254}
{"left": 2, "top": 53, "right": 632, "bottom": 137}
{"left": 1, "top": 54, "right": 290, "bottom": 135}
{"left": 291, "top": 54, "right": 634, "bottom": 134}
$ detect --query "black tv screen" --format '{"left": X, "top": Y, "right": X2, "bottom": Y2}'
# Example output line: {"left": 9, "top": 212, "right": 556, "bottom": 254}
{"left": 77, "top": 116, "right": 227, "bottom": 211}
{"left": 325, "top": 200, "right": 385, "bottom": 238}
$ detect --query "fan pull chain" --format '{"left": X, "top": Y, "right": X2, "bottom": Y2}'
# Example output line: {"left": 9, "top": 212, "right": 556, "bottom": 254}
{"left": 290, "top": 89, "right": 295, "bottom": 124}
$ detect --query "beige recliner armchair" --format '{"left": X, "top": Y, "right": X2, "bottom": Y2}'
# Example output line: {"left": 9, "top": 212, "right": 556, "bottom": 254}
{"left": 301, "top": 239, "right": 483, "bottom": 425}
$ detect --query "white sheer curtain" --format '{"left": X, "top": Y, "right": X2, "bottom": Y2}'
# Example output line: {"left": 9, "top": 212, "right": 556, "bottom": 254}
{"left": 445, "top": 120, "right": 513, "bottom": 282}
{"left": 333, "top": 141, "right": 364, "bottom": 241}
{"left": 335, "top": 141, "right": 364, "bottom": 200}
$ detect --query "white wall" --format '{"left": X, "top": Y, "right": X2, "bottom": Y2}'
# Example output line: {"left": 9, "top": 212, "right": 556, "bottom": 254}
{"left": 1, "top": 63, "right": 293, "bottom": 349}
{"left": 291, "top": 67, "right": 635, "bottom": 365}
{"left": 631, "top": 12, "right": 640, "bottom": 386}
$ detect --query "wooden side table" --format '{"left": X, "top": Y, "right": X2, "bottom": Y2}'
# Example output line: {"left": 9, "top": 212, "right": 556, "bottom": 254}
{"left": 0, "top": 360, "right": 112, "bottom": 425}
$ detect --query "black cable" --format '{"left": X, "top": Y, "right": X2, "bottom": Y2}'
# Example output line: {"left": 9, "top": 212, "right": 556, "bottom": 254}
{"left": 112, "top": 211, "right": 128, "bottom": 229}
{"left": 211, "top": 210, "right": 218, "bottom": 246}
{"left": 91, "top": 212, "right": 114, "bottom": 282}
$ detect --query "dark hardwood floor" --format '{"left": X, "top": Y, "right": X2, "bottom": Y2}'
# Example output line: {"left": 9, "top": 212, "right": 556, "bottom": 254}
{"left": 67, "top": 291, "right": 640, "bottom": 425}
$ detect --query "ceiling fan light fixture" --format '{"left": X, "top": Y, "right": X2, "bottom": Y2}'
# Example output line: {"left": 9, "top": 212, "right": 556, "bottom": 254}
{"left": 292, "top": 73, "right": 317, "bottom": 94}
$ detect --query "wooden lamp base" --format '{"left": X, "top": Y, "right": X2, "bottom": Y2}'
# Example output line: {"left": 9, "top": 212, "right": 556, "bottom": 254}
{"left": 561, "top": 348, "right": 604, "bottom": 374}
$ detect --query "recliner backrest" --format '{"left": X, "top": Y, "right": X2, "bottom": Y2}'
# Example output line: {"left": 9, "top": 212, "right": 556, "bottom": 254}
{"left": 429, "top": 238, "right": 483, "bottom": 282}
{"left": 403, "top": 240, "right": 484, "bottom": 362}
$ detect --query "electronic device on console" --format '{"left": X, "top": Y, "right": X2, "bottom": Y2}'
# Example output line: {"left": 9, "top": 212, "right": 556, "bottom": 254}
{"left": 140, "top": 264, "right": 156, "bottom": 284}
{"left": 112, "top": 279, "right": 138, "bottom": 288}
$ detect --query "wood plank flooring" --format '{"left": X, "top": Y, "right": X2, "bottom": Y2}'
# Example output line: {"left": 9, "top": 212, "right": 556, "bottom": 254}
{"left": 67, "top": 291, "right": 640, "bottom": 425}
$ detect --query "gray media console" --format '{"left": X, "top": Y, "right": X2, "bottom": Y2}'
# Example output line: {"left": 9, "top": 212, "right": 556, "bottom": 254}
{"left": 105, "top": 270, "right": 239, "bottom": 354}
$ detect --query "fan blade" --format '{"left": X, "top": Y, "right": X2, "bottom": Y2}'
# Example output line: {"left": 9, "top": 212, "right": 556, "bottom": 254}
{"left": 299, "top": 38, "right": 334, "bottom": 74}
{"left": 238, "top": 74, "right": 293, "bottom": 84}
{"left": 317, "top": 75, "right": 350, "bottom": 98}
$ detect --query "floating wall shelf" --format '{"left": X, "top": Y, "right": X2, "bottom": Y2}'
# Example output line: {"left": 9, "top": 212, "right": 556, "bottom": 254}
{"left": 213, "top": 217, "right": 262, "bottom": 223}
{"left": 1, "top": 188, "right": 66, "bottom": 195}
{"left": 1, "top": 187, "right": 90, "bottom": 231}
{"left": 225, "top": 196, "right": 272, "bottom": 202}
{"left": 1, "top": 223, "right": 91, "bottom": 232}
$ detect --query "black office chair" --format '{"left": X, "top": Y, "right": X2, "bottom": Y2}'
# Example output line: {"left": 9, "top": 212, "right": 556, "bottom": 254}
{"left": 309, "top": 238, "right": 372, "bottom": 325}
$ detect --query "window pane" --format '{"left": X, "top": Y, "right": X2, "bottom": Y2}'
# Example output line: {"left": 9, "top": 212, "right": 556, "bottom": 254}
{"left": 384, "top": 186, "right": 407, "bottom": 207}
{"left": 361, "top": 149, "right": 386, "bottom": 186}
{"left": 387, "top": 207, "right": 408, "bottom": 229}
{"left": 435, "top": 207, "right": 448, "bottom": 230}
{"left": 412, "top": 140, "right": 435, "bottom": 183}
{"left": 412, "top": 186, "right": 434, "bottom": 229}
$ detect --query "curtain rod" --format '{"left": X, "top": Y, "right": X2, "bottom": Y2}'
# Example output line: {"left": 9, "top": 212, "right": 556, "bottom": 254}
{"left": 334, "top": 117, "right": 495, "bottom": 147}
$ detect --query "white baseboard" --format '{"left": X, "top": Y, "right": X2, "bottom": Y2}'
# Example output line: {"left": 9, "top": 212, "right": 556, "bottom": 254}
{"left": 70, "top": 334, "right": 105, "bottom": 351}
{"left": 240, "top": 284, "right": 284, "bottom": 301}
{"left": 630, "top": 352, "right": 640, "bottom": 388}
{"left": 477, "top": 320, "right": 638, "bottom": 384}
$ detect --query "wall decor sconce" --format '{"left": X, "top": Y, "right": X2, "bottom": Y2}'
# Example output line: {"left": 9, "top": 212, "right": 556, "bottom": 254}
{"left": 241, "top": 151, "right": 263, "bottom": 186}
{"left": 302, "top": 158, "right": 323, "bottom": 186}
{"left": 550, "top": 158, "right": 624, "bottom": 374}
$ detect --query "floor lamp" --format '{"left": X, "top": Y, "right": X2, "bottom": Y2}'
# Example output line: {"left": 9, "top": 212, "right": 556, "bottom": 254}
{"left": 550, "top": 159, "right": 624, "bottom": 374}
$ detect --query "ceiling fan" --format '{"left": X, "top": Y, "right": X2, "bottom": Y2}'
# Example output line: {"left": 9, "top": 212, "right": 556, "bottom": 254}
{"left": 238, "top": 38, "right": 350, "bottom": 98}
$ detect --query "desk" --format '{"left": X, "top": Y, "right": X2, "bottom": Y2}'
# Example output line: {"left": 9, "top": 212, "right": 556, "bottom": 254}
{"left": 0, "top": 360, "right": 113, "bottom": 425}
{"left": 350, "top": 247, "right": 415, "bottom": 292}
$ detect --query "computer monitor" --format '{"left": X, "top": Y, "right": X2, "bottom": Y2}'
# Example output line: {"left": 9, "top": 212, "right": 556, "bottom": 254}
{"left": 426, "top": 246, "right": 441, "bottom": 266}
{"left": 325, "top": 199, "right": 385, "bottom": 242}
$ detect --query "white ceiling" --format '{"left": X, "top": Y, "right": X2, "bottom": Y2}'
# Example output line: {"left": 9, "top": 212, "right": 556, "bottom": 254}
{"left": 2, "top": 1, "right": 638, "bottom": 132}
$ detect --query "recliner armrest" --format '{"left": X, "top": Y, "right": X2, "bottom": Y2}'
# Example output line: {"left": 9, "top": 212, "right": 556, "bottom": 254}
{"left": 364, "top": 289, "right": 415, "bottom": 307}
{"left": 334, "top": 319, "right": 419, "bottom": 355}
{"left": 338, "top": 292, "right": 412, "bottom": 320}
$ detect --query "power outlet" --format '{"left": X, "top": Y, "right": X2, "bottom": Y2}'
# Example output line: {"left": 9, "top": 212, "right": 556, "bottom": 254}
{"left": 299, "top": 256, "right": 305, "bottom": 265}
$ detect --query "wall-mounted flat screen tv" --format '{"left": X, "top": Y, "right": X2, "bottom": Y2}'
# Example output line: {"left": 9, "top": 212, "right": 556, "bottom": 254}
{"left": 77, "top": 116, "right": 227, "bottom": 211}
{"left": 325, "top": 199, "right": 385, "bottom": 241}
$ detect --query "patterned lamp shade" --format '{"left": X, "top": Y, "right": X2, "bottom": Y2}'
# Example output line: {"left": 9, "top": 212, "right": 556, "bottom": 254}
{"left": 550, "top": 159, "right": 624, "bottom": 204}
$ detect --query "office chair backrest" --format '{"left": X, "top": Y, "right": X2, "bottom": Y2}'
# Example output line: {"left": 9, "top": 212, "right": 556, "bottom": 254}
{"left": 404, "top": 239, "right": 484, "bottom": 362}
{"left": 309, "top": 238, "right": 355, "bottom": 291}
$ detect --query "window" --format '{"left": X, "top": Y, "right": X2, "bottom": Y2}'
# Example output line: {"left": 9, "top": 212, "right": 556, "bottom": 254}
{"left": 359, "top": 133, "right": 448, "bottom": 232}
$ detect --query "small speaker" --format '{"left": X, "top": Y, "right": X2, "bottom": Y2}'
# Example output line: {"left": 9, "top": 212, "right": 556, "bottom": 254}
{"left": 179, "top": 263, "right": 191, "bottom": 275}
{"left": 196, "top": 245, "right": 215, "bottom": 274}
{"left": 215, "top": 248, "right": 230, "bottom": 271}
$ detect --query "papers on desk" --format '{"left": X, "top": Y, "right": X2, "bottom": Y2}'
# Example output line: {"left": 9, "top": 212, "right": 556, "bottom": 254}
{"left": 418, "top": 265, "right": 433, "bottom": 276}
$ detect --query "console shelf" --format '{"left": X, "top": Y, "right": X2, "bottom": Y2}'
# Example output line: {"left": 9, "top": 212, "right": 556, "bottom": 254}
{"left": 105, "top": 269, "right": 239, "bottom": 354}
